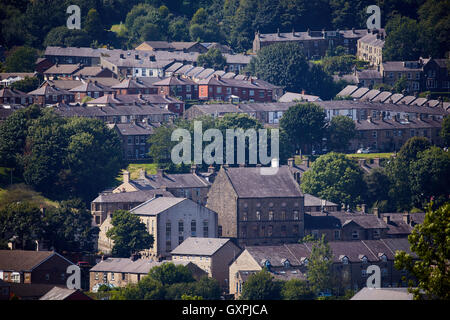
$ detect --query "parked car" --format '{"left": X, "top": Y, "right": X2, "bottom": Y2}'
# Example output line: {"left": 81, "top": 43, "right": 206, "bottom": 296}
{"left": 356, "top": 148, "right": 370, "bottom": 154}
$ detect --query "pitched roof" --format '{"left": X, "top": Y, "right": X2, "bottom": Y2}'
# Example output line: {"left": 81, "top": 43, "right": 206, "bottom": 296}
{"left": 114, "top": 122, "right": 156, "bottom": 135}
{"left": 279, "top": 92, "right": 322, "bottom": 102}
{"left": 44, "top": 64, "right": 82, "bottom": 75}
{"left": 351, "top": 287, "right": 413, "bottom": 300}
{"left": 355, "top": 118, "right": 442, "bottom": 131}
{"left": 0, "top": 250, "right": 73, "bottom": 271}
{"left": 69, "top": 80, "right": 113, "bottom": 93}
{"left": 90, "top": 257, "right": 197, "bottom": 274}
{"left": 222, "top": 166, "right": 303, "bottom": 198}
{"left": 39, "top": 287, "right": 91, "bottom": 300}
{"left": 304, "top": 194, "right": 338, "bottom": 207}
{"left": 129, "top": 197, "right": 187, "bottom": 216}
{"left": 143, "top": 171, "right": 210, "bottom": 189}
{"left": 92, "top": 190, "right": 173, "bottom": 203}
{"left": 152, "top": 75, "right": 196, "bottom": 86}
{"left": 171, "top": 237, "right": 234, "bottom": 256}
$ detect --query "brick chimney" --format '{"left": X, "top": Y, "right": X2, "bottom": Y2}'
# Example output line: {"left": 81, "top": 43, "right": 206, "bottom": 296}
{"left": 383, "top": 215, "right": 391, "bottom": 224}
{"left": 402, "top": 213, "right": 411, "bottom": 225}
{"left": 190, "top": 164, "right": 197, "bottom": 173}
{"left": 139, "top": 168, "right": 146, "bottom": 180}
{"left": 361, "top": 204, "right": 367, "bottom": 214}
{"left": 157, "top": 168, "right": 164, "bottom": 177}
{"left": 373, "top": 207, "right": 380, "bottom": 218}
{"left": 287, "top": 158, "right": 295, "bottom": 167}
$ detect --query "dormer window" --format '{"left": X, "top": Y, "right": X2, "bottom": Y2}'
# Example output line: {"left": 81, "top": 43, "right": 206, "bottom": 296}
{"left": 282, "top": 259, "right": 291, "bottom": 268}
{"left": 360, "top": 255, "right": 368, "bottom": 264}
{"left": 341, "top": 256, "right": 349, "bottom": 265}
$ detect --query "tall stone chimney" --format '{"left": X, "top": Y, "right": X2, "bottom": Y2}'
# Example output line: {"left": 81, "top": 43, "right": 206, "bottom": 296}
{"left": 123, "top": 170, "right": 130, "bottom": 184}
{"left": 287, "top": 158, "right": 295, "bottom": 167}
{"left": 373, "top": 207, "right": 380, "bottom": 218}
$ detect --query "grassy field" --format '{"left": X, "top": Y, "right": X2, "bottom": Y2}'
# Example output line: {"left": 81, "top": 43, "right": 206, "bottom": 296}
{"left": 0, "top": 184, "right": 59, "bottom": 209}
{"left": 116, "top": 163, "right": 158, "bottom": 182}
{"left": 346, "top": 153, "right": 394, "bottom": 159}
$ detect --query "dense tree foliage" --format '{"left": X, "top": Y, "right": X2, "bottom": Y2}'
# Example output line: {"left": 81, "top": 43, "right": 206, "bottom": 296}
{"left": 307, "top": 235, "right": 334, "bottom": 295}
{"left": 441, "top": 116, "right": 450, "bottom": 147}
{"left": 0, "top": 0, "right": 447, "bottom": 58}
{"left": 394, "top": 201, "right": 450, "bottom": 300}
{"left": 111, "top": 263, "right": 221, "bottom": 300}
{"left": 10, "top": 76, "right": 41, "bottom": 93}
{"left": 279, "top": 103, "right": 327, "bottom": 155}
{"left": 4, "top": 46, "right": 38, "bottom": 72}
{"left": 240, "top": 269, "right": 282, "bottom": 300}
{"left": 106, "top": 210, "right": 154, "bottom": 258}
{"left": 0, "top": 105, "right": 123, "bottom": 202}
{"left": 301, "top": 152, "right": 366, "bottom": 209}
{"left": 326, "top": 115, "right": 357, "bottom": 152}
{"left": 0, "top": 196, "right": 98, "bottom": 252}
{"left": 197, "top": 48, "right": 227, "bottom": 70}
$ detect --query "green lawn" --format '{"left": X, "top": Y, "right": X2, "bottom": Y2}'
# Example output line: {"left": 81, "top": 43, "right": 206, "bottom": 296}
{"left": 116, "top": 163, "right": 158, "bottom": 182}
{"left": 346, "top": 153, "right": 394, "bottom": 159}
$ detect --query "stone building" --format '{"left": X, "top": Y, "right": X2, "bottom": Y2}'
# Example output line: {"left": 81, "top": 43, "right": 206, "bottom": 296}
{"left": 130, "top": 197, "right": 218, "bottom": 259}
{"left": 229, "top": 238, "right": 416, "bottom": 298}
{"left": 89, "top": 257, "right": 206, "bottom": 291}
{"left": 356, "top": 29, "right": 385, "bottom": 67}
{"left": 171, "top": 237, "right": 241, "bottom": 290}
{"left": 206, "top": 166, "right": 304, "bottom": 247}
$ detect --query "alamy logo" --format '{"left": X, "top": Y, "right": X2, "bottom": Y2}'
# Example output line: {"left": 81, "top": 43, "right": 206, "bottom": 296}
{"left": 171, "top": 121, "right": 280, "bottom": 175}
{"left": 366, "top": 5, "right": 381, "bottom": 30}
{"left": 366, "top": 265, "right": 381, "bottom": 288}
{"left": 66, "top": 5, "right": 81, "bottom": 30}
{"left": 66, "top": 265, "right": 81, "bottom": 289}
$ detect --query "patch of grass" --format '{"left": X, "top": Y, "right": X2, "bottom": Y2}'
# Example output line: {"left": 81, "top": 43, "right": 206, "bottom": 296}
{"left": 0, "top": 183, "right": 59, "bottom": 209}
{"left": 116, "top": 163, "right": 158, "bottom": 183}
{"left": 346, "top": 153, "right": 394, "bottom": 159}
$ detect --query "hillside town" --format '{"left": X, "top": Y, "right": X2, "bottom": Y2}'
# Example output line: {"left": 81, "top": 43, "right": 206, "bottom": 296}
{"left": 0, "top": 0, "right": 449, "bottom": 304}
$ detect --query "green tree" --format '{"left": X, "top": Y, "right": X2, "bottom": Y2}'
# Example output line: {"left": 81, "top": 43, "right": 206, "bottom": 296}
{"left": 409, "top": 146, "right": 450, "bottom": 208}
{"left": 394, "top": 202, "right": 450, "bottom": 300}
{"left": 148, "top": 263, "right": 195, "bottom": 285}
{"left": 0, "top": 104, "right": 43, "bottom": 168}
{"left": 393, "top": 76, "right": 409, "bottom": 94}
{"left": 386, "top": 137, "right": 432, "bottom": 211}
{"left": 279, "top": 103, "right": 326, "bottom": 155}
{"left": 301, "top": 152, "right": 366, "bottom": 209}
{"left": 281, "top": 279, "right": 315, "bottom": 300}
{"left": 10, "top": 76, "right": 40, "bottom": 93}
{"left": 240, "top": 269, "right": 282, "bottom": 300}
{"left": 4, "top": 46, "right": 38, "bottom": 72}
{"left": 0, "top": 202, "right": 44, "bottom": 250}
{"left": 106, "top": 210, "right": 154, "bottom": 258}
{"left": 42, "top": 199, "right": 99, "bottom": 253}
{"left": 326, "top": 115, "right": 357, "bottom": 152}
{"left": 84, "top": 8, "right": 105, "bottom": 43}
{"left": 383, "top": 15, "right": 423, "bottom": 61}
{"left": 363, "top": 168, "right": 392, "bottom": 210}
{"left": 197, "top": 48, "right": 227, "bottom": 70}
{"left": 44, "top": 26, "right": 92, "bottom": 48}
{"left": 307, "top": 235, "right": 333, "bottom": 295}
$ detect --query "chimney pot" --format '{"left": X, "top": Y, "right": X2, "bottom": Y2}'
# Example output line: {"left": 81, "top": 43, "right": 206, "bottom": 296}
{"left": 123, "top": 170, "right": 130, "bottom": 184}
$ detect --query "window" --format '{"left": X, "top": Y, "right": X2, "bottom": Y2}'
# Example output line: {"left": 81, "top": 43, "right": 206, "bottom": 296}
{"left": 203, "top": 220, "right": 209, "bottom": 237}
{"left": 122, "top": 273, "right": 126, "bottom": 281}
{"left": 293, "top": 210, "right": 299, "bottom": 220}
{"left": 186, "top": 85, "right": 191, "bottom": 92}
{"left": 334, "top": 230, "right": 341, "bottom": 240}
{"left": 259, "top": 90, "right": 265, "bottom": 98}
{"left": 281, "top": 225, "right": 287, "bottom": 237}
{"left": 95, "top": 272, "right": 99, "bottom": 280}
{"left": 268, "top": 225, "right": 273, "bottom": 237}
{"left": 352, "top": 230, "right": 359, "bottom": 240}
{"left": 280, "top": 211, "right": 286, "bottom": 220}
{"left": 242, "top": 211, "right": 248, "bottom": 221}
{"left": 166, "top": 240, "right": 171, "bottom": 251}
{"left": 268, "top": 211, "right": 273, "bottom": 220}
{"left": 178, "top": 220, "right": 184, "bottom": 233}
{"left": 342, "top": 256, "right": 349, "bottom": 264}
{"left": 361, "top": 269, "right": 367, "bottom": 277}
{"left": 249, "top": 90, "right": 254, "bottom": 96}
{"left": 216, "top": 86, "right": 222, "bottom": 93}
{"left": 372, "top": 131, "right": 377, "bottom": 138}
{"left": 256, "top": 211, "right": 261, "bottom": 221}
{"left": 191, "top": 220, "right": 196, "bottom": 237}
{"left": 178, "top": 235, "right": 184, "bottom": 244}
{"left": 111, "top": 273, "right": 115, "bottom": 281}
{"left": 241, "top": 226, "right": 247, "bottom": 237}
{"left": 166, "top": 221, "right": 171, "bottom": 237}
{"left": 293, "top": 225, "right": 299, "bottom": 235}
{"left": 11, "top": 273, "right": 20, "bottom": 283}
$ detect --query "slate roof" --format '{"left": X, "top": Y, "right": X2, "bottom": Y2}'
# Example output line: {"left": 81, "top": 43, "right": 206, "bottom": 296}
{"left": 69, "top": 80, "right": 113, "bottom": 93}
{"left": 53, "top": 104, "right": 174, "bottom": 118}
{"left": 0, "top": 87, "right": 28, "bottom": 98}
{"left": 304, "top": 194, "right": 338, "bottom": 207}
{"left": 370, "top": 91, "right": 392, "bottom": 103}
{"left": 257, "top": 29, "right": 371, "bottom": 43}
{"left": 382, "top": 61, "right": 423, "bottom": 72}
{"left": 153, "top": 75, "right": 196, "bottom": 86}
{"left": 139, "top": 41, "right": 200, "bottom": 51}
{"left": 102, "top": 55, "right": 175, "bottom": 69}
{"left": 92, "top": 189, "right": 173, "bottom": 203}
{"left": 143, "top": 171, "right": 211, "bottom": 189}
{"left": 304, "top": 213, "right": 342, "bottom": 230}
{"left": 355, "top": 118, "right": 442, "bottom": 131}
{"left": 39, "top": 287, "right": 91, "bottom": 300}
{"left": 111, "top": 78, "right": 153, "bottom": 89}
{"left": 358, "top": 32, "right": 385, "bottom": 48}
{"left": 223, "top": 166, "right": 303, "bottom": 198}
{"left": 337, "top": 85, "right": 359, "bottom": 97}
{"left": 331, "top": 212, "right": 388, "bottom": 230}
{"left": 359, "top": 89, "right": 381, "bottom": 101}
{"left": 73, "top": 66, "right": 109, "bottom": 77}
{"left": 27, "top": 85, "right": 73, "bottom": 96}
{"left": 0, "top": 250, "right": 73, "bottom": 271}
{"left": 130, "top": 197, "right": 187, "bottom": 216}
{"left": 350, "top": 87, "right": 370, "bottom": 99}
{"left": 90, "top": 257, "right": 192, "bottom": 274}
{"left": 44, "top": 64, "right": 82, "bottom": 75}
{"left": 165, "top": 62, "right": 184, "bottom": 73}
{"left": 279, "top": 92, "right": 322, "bottom": 102}
{"left": 45, "top": 80, "right": 83, "bottom": 90}
{"left": 356, "top": 69, "right": 382, "bottom": 80}
{"left": 45, "top": 46, "right": 103, "bottom": 58}
{"left": 381, "top": 212, "right": 425, "bottom": 236}
{"left": 114, "top": 122, "right": 155, "bottom": 135}
{"left": 171, "top": 237, "right": 234, "bottom": 256}
{"left": 351, "top": 287, "right": 413, "bottom": 300}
